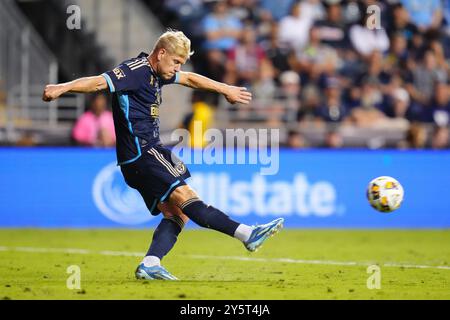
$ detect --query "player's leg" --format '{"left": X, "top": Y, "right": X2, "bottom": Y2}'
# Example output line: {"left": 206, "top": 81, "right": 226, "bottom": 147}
{"left": 135, "top": 203, "right": 188, "bottom": 281}
{"left": 120, "top": 149, "right": 189, "bottom": 280}
{"left": 169, "top": 185, "right": 284, "bottom": 252}
{"left": 143, "top": 202, "right": 188, "bottom": 266}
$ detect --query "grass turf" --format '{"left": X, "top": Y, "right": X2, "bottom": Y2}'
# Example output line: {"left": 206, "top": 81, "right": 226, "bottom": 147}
{"left": 0, "top": 229, "right": 449, "bottom": 300}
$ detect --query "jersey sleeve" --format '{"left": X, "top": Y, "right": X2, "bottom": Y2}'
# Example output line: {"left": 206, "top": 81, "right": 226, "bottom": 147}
{"left": 102, "top": 64, "right": 139, "bottom": 93}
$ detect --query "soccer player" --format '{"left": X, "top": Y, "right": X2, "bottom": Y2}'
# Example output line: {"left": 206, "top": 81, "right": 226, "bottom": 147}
{"left": 42, "top": 30, "right": 284, "bottom": 280}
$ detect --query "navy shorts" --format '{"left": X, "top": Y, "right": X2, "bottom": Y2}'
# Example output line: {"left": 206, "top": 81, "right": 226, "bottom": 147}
{"left": 120, "top": 144, "right": 191, "bottom": 216}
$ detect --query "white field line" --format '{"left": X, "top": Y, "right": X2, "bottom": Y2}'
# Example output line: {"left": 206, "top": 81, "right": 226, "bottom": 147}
{"left": 0, "top": 246, "right": 449, "bottom": 270}
{"left": 188, "top": 255, "right": 450, "bottom": 270}
{"left": 0, "top": 246, "right": 142, "bottom": 257}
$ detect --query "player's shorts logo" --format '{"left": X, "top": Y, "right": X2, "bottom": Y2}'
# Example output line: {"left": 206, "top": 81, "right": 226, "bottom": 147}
{"left": 92, "top": 162, "right": 154, "bottom": 225}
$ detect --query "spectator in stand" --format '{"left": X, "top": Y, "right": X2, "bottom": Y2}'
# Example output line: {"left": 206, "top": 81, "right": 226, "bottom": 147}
{"left": 341, "top": 0, "right": 362, "bottom": 25}
{"left": 278, "top": 1, "right": 314, "bottom": 51}
{"left": 182, "top": 91, "right": 215, "bottom": 148}
{"left": 252, "top": 54, "right": 277, "bottom": 105}
{"left": 202, "top": 47, "right": 228, "bottom": 85}
{"left": 230, "top": 0, "right": 277, "bottom": 45}
{"left": 400, "top": 0, "right": 443, "bottom": 32}
{"left": 185, "top": 0, "right": 449, "bottom": 149}
{"left": 421, "top": 81, "right": 450, "bottom": 126}
{"left": 262, "top": 21, "right": 291, "bottom": 84}
{"left": 276, "top": 70, "right": 302, "bottom": 122}
{"left": 228, "top": 0, "right": 254, "bottom": 21}
{"left": 260, "top": 0, "right": 295, "bottom": 21}
{"left": 0, "top": 80, "right": 6, "bottom": 106}
{"left": 300, "top": 0, "right": 325, "bottom": 22}
{"left": 228, "top": 0, "right": 273, "bottom": 37}
{"left": 16, "top": 130, "right": 36, "bottom": 147}
{"left": 322, "top": 128, "right": 344, "bottom": 148}
{"left": 384, "top": 87, "right": 411, "bottom": 119}
{"left": 384, "top": 71, "right": 424, "bottom": 121}
{"left": 290, "top": 25, "right": 342, "bottom": 85}
{"left": 443, "top": 0, "right": 450, "bottom": 35}
{"left": 224, "top": 24, "right": 272, "bottom": 88}
{"left": 163, "top": 0, "right": 206, "bottom": 29}
{"left": 298, "top": 84, "right": 322, "bottom": 125}
{"left": 72, "top": 93, "right": 115, "bottom": 147}
{"left": 428, "top": 37, "right": 450, "bottom": 72}
{"left": 356, "top": 50, "right": 393, "bottom": 98}
{"left": 202, "top": 0, "right": 243, "bottom": 81}
{"left": 378, "top": 85, "right": 413, "bottom": 130}
{"left": 397, "top": 122, "right": 428, "bottom": 149}
{"left": 430, "top": 125, "right": 449, "bottom": 149}
{"left": 406, "top": 49, "right": 448, "bottom": 106}
{"left": 349, "top": 7, "right": 390, "bottom": 59}
{"left": 348, "top": 77, "right": 388, "bottom": 127}
{"left": 386, "top": 3, "right": 420, "bottom": 47}
{"left": 286, "top": 129, "right": 308, "bottom": 148}
{"left": 313, "top": 0, "right": 348, "bottom": 50}
{"left": 384, "top": 32, "right": 409, "bottom": 75}
{"left": 315, "top": 77, "right": 347, "bottom": 123}
{"left": 202, "top": 0, "right": 242, "bottom": 52}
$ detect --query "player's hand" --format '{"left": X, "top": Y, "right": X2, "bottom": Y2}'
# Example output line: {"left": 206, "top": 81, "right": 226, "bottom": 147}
{"left": 224, "top": 86, "right": 252, "bottom": 105}
{"left": 42, "top": 84, "right": 66, "bottom": 102}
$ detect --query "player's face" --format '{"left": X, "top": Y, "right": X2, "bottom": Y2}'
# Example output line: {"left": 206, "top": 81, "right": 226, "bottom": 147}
{"left": 158, "top": 49, "right": 187, "bottom": 80}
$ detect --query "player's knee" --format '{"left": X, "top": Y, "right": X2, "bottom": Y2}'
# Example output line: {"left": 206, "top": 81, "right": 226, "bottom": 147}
{"left": 169, "top": 185, "right": 199, "bottom": 207}
{"left": 160, "top": 203, "right": 189, "bottom": 228}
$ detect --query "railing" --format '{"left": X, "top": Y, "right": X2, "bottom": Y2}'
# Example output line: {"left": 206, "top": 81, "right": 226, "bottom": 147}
{"left": 214, "top": 92, "right": 414, "bottom": 148}
{"left": 0, "top": 0, "right": 84, "bottom": 143}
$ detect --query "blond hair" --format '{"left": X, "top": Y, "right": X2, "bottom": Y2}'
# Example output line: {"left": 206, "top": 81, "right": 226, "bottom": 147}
{"left": 153, "top": 29, "right": 194, "bottom": 59}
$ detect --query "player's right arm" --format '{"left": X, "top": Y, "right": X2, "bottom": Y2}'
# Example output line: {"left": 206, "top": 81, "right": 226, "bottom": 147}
{"left": 42, "top": 63, "right": 139, "bottom": 101}
{"left": 42, "top": 76, "right": 107, "bottom": 101}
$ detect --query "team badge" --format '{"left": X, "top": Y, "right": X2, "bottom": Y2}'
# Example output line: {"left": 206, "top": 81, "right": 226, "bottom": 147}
{"left": 175, "top": 162, "right": 186, "bottom": 175}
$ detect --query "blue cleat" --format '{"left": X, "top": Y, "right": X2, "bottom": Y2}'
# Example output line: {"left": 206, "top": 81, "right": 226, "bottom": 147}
{"left": 135, "top": 263, "right": 179, "bottom": 280}
{"left": 244, "top": 218, "right": 284, "bottom": 252}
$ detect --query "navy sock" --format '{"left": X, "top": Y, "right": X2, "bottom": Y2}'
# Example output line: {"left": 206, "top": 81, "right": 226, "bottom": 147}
{"left": 146, "top": 217, "right": 184, "bottom": 259}
{"left": 179, "top": 198, "right": 239, "bottom": 237}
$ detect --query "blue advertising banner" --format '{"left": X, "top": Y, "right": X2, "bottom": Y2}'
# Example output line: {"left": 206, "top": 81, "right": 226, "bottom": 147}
{"left": 0, "top": 148, "right": 449, "bottom": 228}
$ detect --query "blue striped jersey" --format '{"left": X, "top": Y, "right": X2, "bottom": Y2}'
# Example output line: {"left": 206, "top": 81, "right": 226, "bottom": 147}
{"left": 102, "top": 52, "right": 179, "bottom": 165}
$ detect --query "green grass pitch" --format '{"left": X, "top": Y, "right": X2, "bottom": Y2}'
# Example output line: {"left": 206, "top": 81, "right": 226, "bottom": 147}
{"left": 0, "top": 229, "right": 449, "bottom": 300}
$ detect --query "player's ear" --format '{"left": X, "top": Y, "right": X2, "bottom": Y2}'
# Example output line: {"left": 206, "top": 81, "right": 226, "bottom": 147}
{"left": 157, "top": 48, "right": 166, "bottom": 61}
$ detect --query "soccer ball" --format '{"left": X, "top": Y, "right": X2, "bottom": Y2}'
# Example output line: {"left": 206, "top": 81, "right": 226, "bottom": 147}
{"left": 367, "top": 176, "right": 404, "bottom": 213}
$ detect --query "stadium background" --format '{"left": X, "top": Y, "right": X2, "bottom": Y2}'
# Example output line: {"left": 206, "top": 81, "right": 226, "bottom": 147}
{"left": 1, "top": 0, "right": 449, "bottom": 228}
{"left": 0, "top": 0, "right": 450, "bottom": 301}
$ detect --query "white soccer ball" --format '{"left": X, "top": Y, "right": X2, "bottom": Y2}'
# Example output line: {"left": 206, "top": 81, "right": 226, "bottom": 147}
{"left": 367, "top": 176, "right": 404, "bottom": 213}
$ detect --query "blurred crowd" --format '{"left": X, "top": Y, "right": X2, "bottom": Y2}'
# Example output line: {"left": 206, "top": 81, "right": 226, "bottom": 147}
{"left": 163, "top": 0, "right": 450, "bottom": 149}
{"left": 72, "top": 93, "right": 116, "bottom": 148}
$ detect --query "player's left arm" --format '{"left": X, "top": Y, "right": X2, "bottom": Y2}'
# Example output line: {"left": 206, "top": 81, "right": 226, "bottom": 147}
{"left": 177, "top": 71, "right": 252, "bottom": 105}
